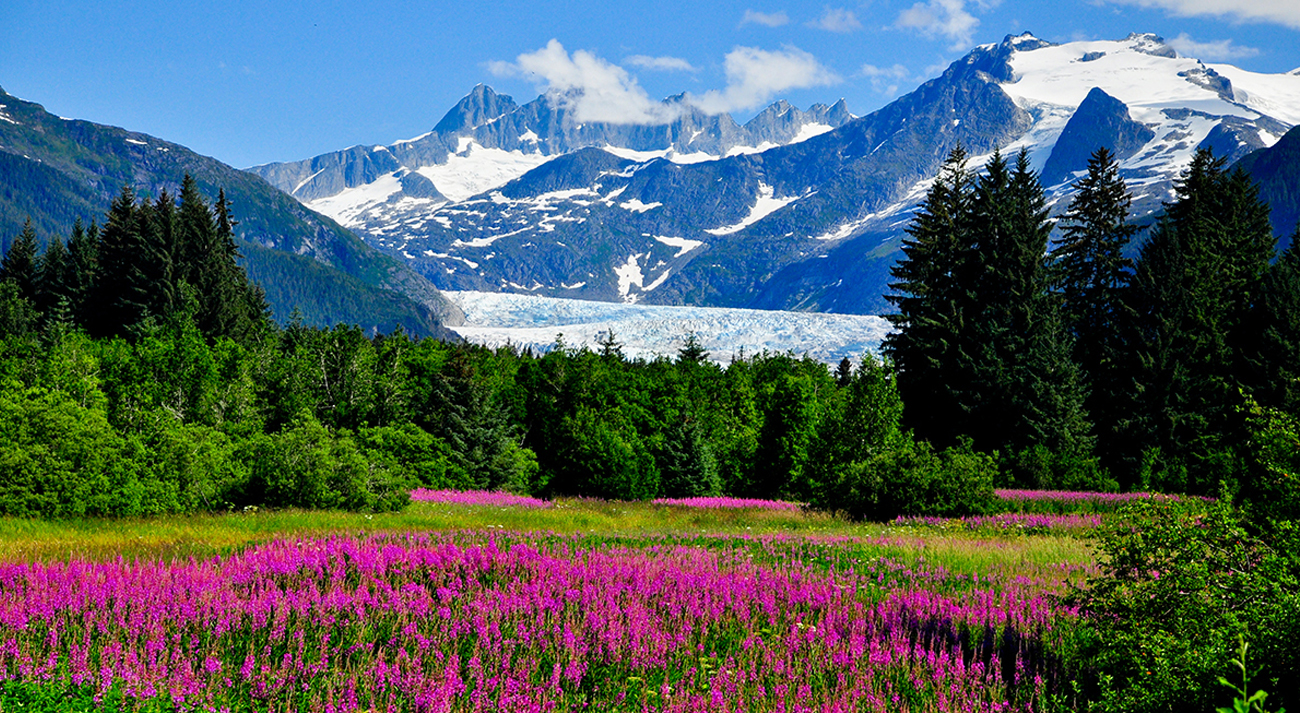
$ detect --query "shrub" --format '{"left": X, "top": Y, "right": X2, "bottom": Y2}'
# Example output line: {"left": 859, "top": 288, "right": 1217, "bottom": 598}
{"left": 243, "top": 412, "right": 411, "bottom": 512}
{"left": 0, "top": 381, "right": 138, "bottom": 517}
{"left": 818, "top": 437, "right": 997, "bottom": 521}
{"left": 1070, "top": 498, "right": 1300, "bottom": 712}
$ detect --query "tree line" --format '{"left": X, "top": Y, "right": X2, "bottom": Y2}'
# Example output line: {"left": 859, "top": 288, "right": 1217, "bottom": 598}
{"left": 1, "top": 152, "right": 1297, "bottom": 520}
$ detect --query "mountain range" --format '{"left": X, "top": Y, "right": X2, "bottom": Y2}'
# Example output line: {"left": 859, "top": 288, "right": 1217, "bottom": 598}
{"left": 0, "top": 88, "right": 462, "bottom": 338}
{"left": 4, "top": 32, "right": 1299, "bottom": 329}
{"left": 250, "top": 32, "right": 1300, "bottom": 315}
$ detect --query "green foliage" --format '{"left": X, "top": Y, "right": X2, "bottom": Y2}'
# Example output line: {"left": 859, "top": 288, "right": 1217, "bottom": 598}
{"left": 356, "top": 423, "right": 458, "bottom": 489}
{"left": 0, "top": 380, "right": 135, "bottom": 517}
{"left": 559, "top": 406, "right": 659, "bottom": 501}
{"left": 1217, "top": 636, "right": 1287, "bottom": 713}
{"left": 1117, "top": 149, "right": 1276, "bottom": 493}
{"left": 0, "top": 218, "right": 39, "bottom": 303}
{"left": 658, "top": 417, "right": 721, "bottom": 498}
{"left": 817, "top": 437, "right": 998, "bottom": 521}
{"left": 244, "top": 411, "right": 410, "bottom": 513}
{"left": 887, "top": 148, "right": 1091, "bottom": 466}
{"left": 1071, "top": 498, "right": 1300, "bottom": 712}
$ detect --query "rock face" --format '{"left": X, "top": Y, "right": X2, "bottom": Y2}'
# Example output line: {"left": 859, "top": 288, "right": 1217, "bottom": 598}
{"left": 1041, "top": 87, "right": 1155, "bottom": 186}
{"left": 248, "top": 32, "right": 1300, "bottom": 316}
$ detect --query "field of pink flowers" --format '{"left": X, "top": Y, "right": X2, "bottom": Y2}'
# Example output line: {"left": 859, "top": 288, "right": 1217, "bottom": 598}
{"left": 892, "top": 513, "right": 1104, "bottom": 536}
{"left": 0, "top": 528, "right": 1084, "bottom": 712}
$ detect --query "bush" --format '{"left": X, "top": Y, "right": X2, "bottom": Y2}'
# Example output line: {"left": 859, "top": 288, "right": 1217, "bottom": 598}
{"left": 1070, "top": 498, "right": 1300, "bottom": 712}
{"left": 555, "top": 407, "right": 659, "bottom": 500}
{"left": 817, "top": 437, "right": 998, "bottom": 521}
{"left": 243, "top": 412, "right": 411, "bottom": 512}
{"left": 356, "top": 423, "right": 458, "bottom": 489}
{"left": 1002, "top": 444, "right": 1118, "bottom": 492}
{"left": 0, "top": 381, "right": 139, "bottom": 517}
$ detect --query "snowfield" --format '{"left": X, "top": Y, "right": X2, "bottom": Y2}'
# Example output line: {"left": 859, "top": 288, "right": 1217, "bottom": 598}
{"left": 443, "top": 291, "right": 892, "bottom": 364}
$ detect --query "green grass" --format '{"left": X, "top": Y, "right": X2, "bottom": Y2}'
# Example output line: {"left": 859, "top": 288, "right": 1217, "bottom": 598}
{"left": 0, "top": 498, "right": 1098, "bottom": 577}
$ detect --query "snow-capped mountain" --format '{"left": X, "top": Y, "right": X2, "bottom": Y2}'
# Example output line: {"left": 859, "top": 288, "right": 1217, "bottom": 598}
{"left": 249, "top": 86, "right": 853, "bottom": 225}
{"left": 252, "top": 33, "right": 1300, "bottom": 315}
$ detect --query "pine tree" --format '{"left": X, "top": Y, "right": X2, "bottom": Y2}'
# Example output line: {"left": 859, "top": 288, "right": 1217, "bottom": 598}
{"left": 1238, "top": 233, "right": 1300, "bottom": 416}
{"left": 1119, "top": 148, "right": 1276, "bottom": 493}
{"left": 1, "top": 219, "right": 40, "bottom": 304}
{"left": 64, "top": 219, "right": 99, "bottom": 328}
{"left": 34, "top": 235, "right": 69, "bottom": 317}
{"left": 90, "top": 185, "right": 151, "bottom": 337}
{"left": 1054, "top": 147, "right": 1140, "bottom": 468}
{"left": 960, "top": 150, "right": 1090, "bottom": 461}
{"left": 884, "top": 146, "right": 976, "bottom": 447}
{"left": 140, "top": 192, "right": 180, "bottom": 321}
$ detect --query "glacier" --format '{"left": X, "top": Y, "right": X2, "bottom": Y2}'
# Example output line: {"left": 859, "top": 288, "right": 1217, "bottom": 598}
{"left": 443, "top": 291, "right": 892, "bottom": 364}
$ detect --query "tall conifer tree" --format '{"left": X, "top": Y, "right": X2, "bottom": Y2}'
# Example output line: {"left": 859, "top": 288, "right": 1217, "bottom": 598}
{"left": 90, "top": 185, "right": 151, "bottom": 336}
{"left": 885, "top": 146, "right": 976, "bottom": 447}
{"left": 1120, "top": 148, "right": 1276, "bottom": 492}
{"left": 1054, "top": 147, "right": 1140, "bottom": 468}
{"left": 1, "top": 219, "right": 40, "bottom": 304}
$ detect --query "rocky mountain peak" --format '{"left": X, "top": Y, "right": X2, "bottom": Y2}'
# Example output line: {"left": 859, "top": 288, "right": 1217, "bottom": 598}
{"left": 433, "top": 84, "right": 519, "bottom": 134}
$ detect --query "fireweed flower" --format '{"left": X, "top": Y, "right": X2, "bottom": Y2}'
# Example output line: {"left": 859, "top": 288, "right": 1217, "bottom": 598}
{"left": 409, "top": 489, "right": 552, "bottom": 508}
{"left": 651, "top": 497, "right": 805, "bottom": 511}
{"left": 0, "top": 531, "right": 1077, "bottom": 712}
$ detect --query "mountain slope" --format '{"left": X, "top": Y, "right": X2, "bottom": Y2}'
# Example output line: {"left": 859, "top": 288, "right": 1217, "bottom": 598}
{"left": 1234, "top": 124, "right": 1300, "bottom": 245}
{"left": 0, "top": 87, "right": 462, "bottom": 336}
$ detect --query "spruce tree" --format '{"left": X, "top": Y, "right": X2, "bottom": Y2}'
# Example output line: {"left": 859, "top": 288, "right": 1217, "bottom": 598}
{"left": 961, "top": 150, "right": 1090, "bottom": 462}
{"left": 34, "top": 235, "right": 69, "bottom": 317}
{"left": 64, "top": 220, "right": 99, "bottom": 328}
{"left": 1, "top": 219, "right": 40, "bottom": 304}
{"left": 1119, "top": 148, "right": 1276, "bottom": 493}
{"left": 1054, "top": 147, "right": 1140, "bottom": 468}
{"left": 884, "top": 146, "right": 976, "bottom": 447}
{"left": 90, "top": 185, "right": 151, "bottom": 336}
{"left": 140, "top": 192, "right": 180, "bottom": 321}
{"left": 1238, "top": 233, "right": 1300, "bottom": 416}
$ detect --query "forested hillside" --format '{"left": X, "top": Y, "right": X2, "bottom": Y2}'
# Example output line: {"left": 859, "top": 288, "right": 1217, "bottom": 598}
{"left": 0, "top": 87, "right": 461, "bottom": 337}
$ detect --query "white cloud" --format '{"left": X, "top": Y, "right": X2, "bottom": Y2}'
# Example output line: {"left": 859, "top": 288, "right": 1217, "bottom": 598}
{"left": 895, "top": 0, "right": 981, "bottom": 49}
{"left": 1099, "top": 0, "right": 1300, "bottom": 30}
{"left": 741, "top": 9, "right": 790, "bottom": 27}
{"left": 861, "top": 63, "right": 911, "bottom": 95}
{"left": 625, "top": 55, "right": 697, "bottom": 72}
{"left": 1166, "top": 33, "right": 1260, "bottom": 61}
{"left": 808, "top": 7, "right": 863, "bottom": 33}
{"left": 689, "top": 46, "right": 840, "bottom": 114}
{"left": 493, "top": 40, "right": 680, "bottom": 124}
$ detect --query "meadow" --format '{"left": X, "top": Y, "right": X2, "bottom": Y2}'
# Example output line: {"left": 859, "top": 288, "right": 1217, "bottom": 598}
{"left": 0, "top": 493, "right": 1104, "bottom": 712}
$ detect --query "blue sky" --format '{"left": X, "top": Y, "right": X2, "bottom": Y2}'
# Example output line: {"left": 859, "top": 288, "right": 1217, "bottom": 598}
{"left": 3, "top": 0, "right": 1298, "bottom": 168}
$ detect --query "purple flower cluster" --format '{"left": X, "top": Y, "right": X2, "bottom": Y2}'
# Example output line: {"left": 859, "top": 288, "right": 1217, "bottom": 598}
{"left": 0, "top": 532, "right": 1074, "bottom": 711}
{"left": 994, "top": 489, "right": 1210, "bottom": 515}
{"left": 410, "top": 489, "right": 552, "bottom": 508}
{"left": 652, "top": 497, "right": 805, "bottom": 511}
{"left": 893, "top": 512, "right": 1104, "bottom": 534}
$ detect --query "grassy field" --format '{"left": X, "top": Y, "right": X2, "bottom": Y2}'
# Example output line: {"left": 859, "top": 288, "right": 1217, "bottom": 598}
{"left": 0, "top": 498, "right": 1101, "bottom": 712}
{"left": 0, "top": 498, "right": 1098, "bottom": 572}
